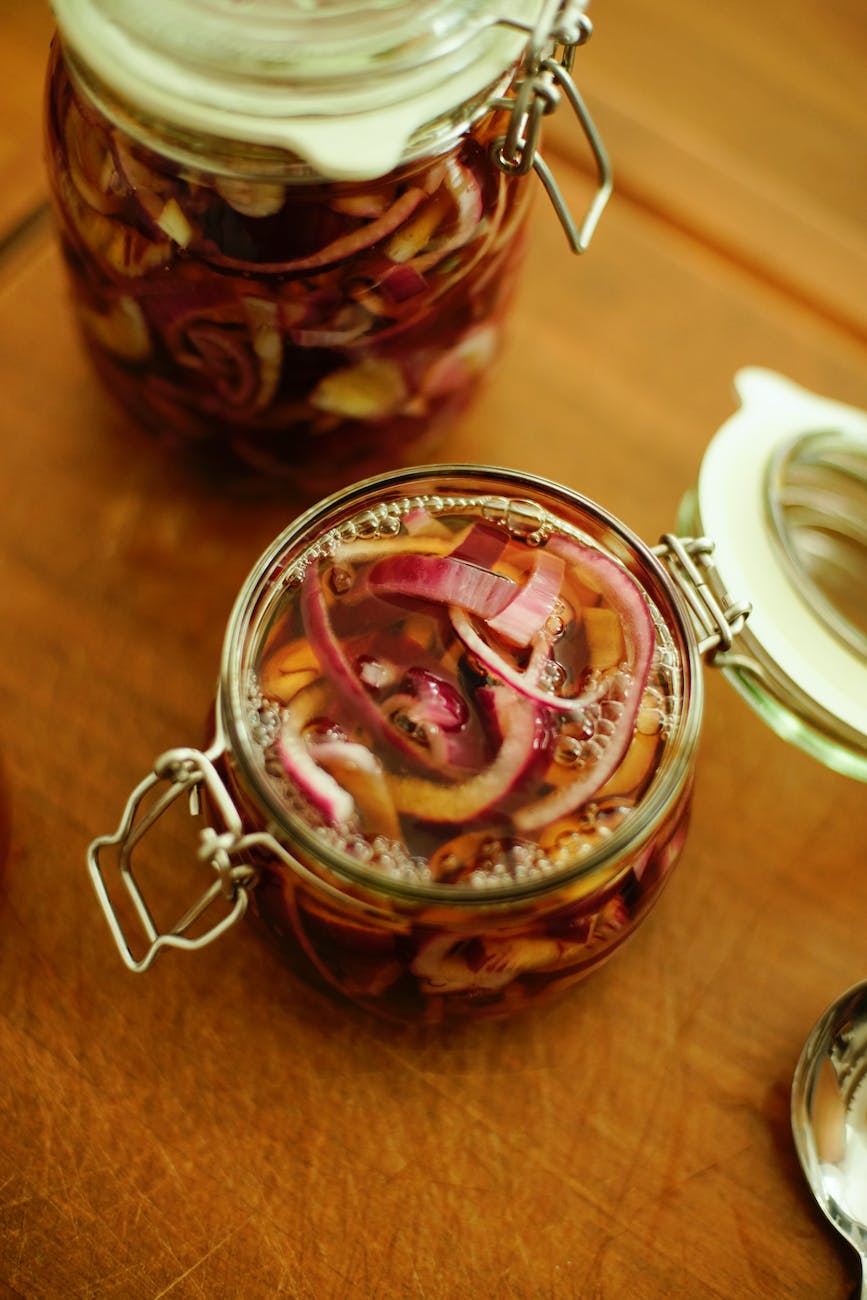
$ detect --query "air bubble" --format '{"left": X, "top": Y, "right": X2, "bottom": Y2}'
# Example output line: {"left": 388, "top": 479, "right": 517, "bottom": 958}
{"left": 541, "top": 659, "right": 567, "bottom": 690}
{"left": 329, "top": 564, "right": 354, "bottom": 594}
{"left": 555, "top": 735, "right": 583, "bottom": 767}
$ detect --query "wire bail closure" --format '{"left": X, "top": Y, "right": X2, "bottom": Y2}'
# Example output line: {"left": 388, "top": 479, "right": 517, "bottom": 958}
{"left": 87, "top": 744, "right": 258, "bottom": 972}
{"left": 493, "top": 0, "right": 613, "bottom": 253}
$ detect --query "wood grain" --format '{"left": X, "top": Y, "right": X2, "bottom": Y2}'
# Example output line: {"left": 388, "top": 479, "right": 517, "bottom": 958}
{"left": 0, "top": 3, "right": 53, "bottom": 242}
{"left": 0, "top": 2, "right": 865, "bottom": 1298}
{"left": 543, "top": 0, "right": 867, "bottom": 339}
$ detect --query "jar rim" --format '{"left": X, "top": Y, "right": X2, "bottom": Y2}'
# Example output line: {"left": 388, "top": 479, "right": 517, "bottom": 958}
{"left": 217, "top": 464, "right": 705, "bottom": 909}
{"left": 51, "top": 0, "right": 547, "bottom": 179}
{"left": 690, "top": 367, "right": 867, "bottom": 781}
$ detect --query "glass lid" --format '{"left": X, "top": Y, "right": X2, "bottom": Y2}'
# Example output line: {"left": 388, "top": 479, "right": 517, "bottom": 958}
{"left": 689, "top": 367, "right": 867, "bottom": 780}
{"left": 51, "top": 0, "right": 546, "bottom": 178}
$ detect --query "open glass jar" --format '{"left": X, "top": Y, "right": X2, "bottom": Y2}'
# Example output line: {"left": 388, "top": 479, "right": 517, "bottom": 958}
{"left": 44, "top": 0, "right": 611, "bottom": 492}
{"left": 88, "top": 463, "right": 752, "bottom": 1023}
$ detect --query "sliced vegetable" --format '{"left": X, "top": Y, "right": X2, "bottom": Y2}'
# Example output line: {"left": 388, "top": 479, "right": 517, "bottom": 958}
{"left": 449, "top": 520, "right": 508, "bottom": 568}
{"left": 486, "top": 551, "right": 565, "bottom": 647}
{"left": 399, "top": 668, "right": 468, "bottom": 732}
{"left": 301, "top": 563, "right": 481, "bottom": 775}
{"left": 368, "top": 553, "right": 516, "bottom": 618}
{"left": 582, "top": 607, "right": 626, "bottom": 671}
{"left": 47, "top": 51, "right": 529, "bottom": 480}
{"left": 313, "top": 743, "right": 402, "bottom": 842}
{"left": 449, "top": 609, "right": 602, "bottom": 715}
{"left": 276, "top": 714, "right": 355, "bottom": 826}
{"left": 309, "top": 357, "right": 407, "bottom": 419}
{"left": 388, "top": 685, "right": 541, "bottom": 822}
{"left": 512, "top": 545, "right": 656, "bottom": 832}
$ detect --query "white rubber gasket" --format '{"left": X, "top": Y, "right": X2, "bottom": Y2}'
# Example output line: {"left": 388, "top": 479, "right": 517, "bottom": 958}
{"left": 698, "top": 367, "right": 867, "bottom": 740}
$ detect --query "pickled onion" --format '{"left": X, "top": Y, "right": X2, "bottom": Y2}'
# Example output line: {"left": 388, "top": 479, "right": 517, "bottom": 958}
{"left": 301, "top": 564, "right": 481, "bottom": 774}
{"left": 449, "top": 609, "right": 604, "bottom": 715}
{"left": 449, "top": 521, "right": 508, "bottom": 568}
{"left": 276, "top": 715, "right": 355, "bottom": 825}
{"left": 512, "top": 540, "right": 657, "bottom": 831}
{"left": 388, "top": 686, "right": 541, "bottom": 823}
{"left": 512, "top": 680, "right": 642, "bottom": 834}
{"left": 368, "top": 553, "right": 516, "bottom": 618}
{"left": 547, "top": 537, "right": 655, "bottom": 674}
{"left": 486, "top": 551, "right": 565, "bottom": 647}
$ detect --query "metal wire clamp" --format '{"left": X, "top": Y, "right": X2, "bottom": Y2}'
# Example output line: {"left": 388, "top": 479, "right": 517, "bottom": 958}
{"left": 86, "top": 744, "right": 257, "bottom": 972}
{"left": 493, "top": 0, "right": 613, "bottom": 252}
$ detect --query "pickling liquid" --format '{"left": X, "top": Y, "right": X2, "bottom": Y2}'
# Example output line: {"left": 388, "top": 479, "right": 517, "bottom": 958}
{"left": 44, "top": 41, "right": 531, "bottom": 491}
{"left": 234, "top": 492, "right": 691, "bottom": 1020}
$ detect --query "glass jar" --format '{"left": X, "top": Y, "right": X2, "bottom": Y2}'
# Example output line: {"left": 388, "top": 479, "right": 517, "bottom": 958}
{"left": 44, "top": 1, "right": 611, "bottom": 493}
{"left": 680, "top": 368, "right": 867, "bottom": 781}
{"left": 88, "top": 464, "right": 751, "bottom": 1024}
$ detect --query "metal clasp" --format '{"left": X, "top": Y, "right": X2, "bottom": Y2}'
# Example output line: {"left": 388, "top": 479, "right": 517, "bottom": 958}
{"left": 493, "top": 0, "right": 613, "bottom": 252}
{"left": 654, "top": 534, "right": 752, "bottom": 662}
{"left": 87, "top": 744, "right": 258, "bottom": 972}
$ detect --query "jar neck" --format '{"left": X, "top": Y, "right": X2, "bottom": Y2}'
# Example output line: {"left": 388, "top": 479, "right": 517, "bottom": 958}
{"left": 51, "top": 0, "right": 552, "bottom": 180}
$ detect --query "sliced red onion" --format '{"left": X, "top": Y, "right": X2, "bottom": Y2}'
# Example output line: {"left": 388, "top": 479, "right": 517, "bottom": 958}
{"left": 368, "top": 554, "right": 516, "bottom": 618}
{"left": 379, "top": 263, "right": 428, "bottom": 303}
{"left": 449, "top": 609, "right": 604, "bottom": 715}
{"left": 400, "top": 668, "right": 468, "bottom": 732}
{"left": 410, "top": 159, "right": 485, "bottom": 273}
{"left": 486, "top": 551, "right": 565, "bottom": 647}
{"left": 512, "top": 539, "right": 657, "bottom": 831}
{"left": 302, "top": 563, "right": 396, "bottom": 729}
{"left": 420, "top": 324, "right": 498, "bottom": 399}
{"left": 512, "top": 677, "right": 645, "bottom": 834}
{"left": 288, "top": 303, "right": 373, "bottom": 348}
{"left": 307, "top": 738, "right": 381, "bottom": 776}
{"left": 389, "top": 685, "right": 541, "bottom": 823}
{"left": 547, "top": 537, "right": 656, "bottom": 688}
{"left": 301, "top": 564, "right": 477, "bottom": 775}
{"left": 64, "top": 101, "right": 123, "bottom": 215}
{"left": 402, "top": 507, "right": 451, "bottom": 538}
{"left": 276, "top": 715, "right": 355, "bottom": 825}
{"left": 475, "top": 685, "right": 554, "bottom": 809}
{"left": 448, "top": 520, "right": 508, "bottom": 568}
{"left": 200, "top": 187, "right": 428, "bottom": 275}
{"left": 183, "top": 325, "right": 259, "bottom": 408}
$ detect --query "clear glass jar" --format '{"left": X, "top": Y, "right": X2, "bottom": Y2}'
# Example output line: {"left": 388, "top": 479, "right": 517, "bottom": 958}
{"left": 44, "top": 1, "right": 611, "bottom": 493}
{"left": 88, "top": 465, "right": 751, "bottom": 1024}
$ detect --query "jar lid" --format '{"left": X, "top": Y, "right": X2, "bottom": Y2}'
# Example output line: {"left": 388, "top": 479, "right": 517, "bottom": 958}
{"left": 51, "top": 0, "right": 549, "bottom": 179}
{"left": 692, "top": 367, "right": 867, "bottom": 778}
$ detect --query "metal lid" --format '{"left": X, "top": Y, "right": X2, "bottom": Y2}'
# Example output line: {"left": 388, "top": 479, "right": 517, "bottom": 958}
{"left": 692, "top": 368, "right": 867, "bottom": 779}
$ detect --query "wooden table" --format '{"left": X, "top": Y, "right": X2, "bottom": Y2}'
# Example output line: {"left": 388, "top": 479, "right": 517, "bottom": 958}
{"left": 1, "top": 3, "right": 865, "bottom": 1296}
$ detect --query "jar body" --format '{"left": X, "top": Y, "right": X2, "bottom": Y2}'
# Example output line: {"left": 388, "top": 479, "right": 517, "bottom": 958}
{"left": 225, "top": 759, "right": 694, "bottom": 1022}
{"left": 211, "top": 465, "right": 704, "bottom": 1022}
{"left": 44, "top": 39, "right": 532, "bottom": 492}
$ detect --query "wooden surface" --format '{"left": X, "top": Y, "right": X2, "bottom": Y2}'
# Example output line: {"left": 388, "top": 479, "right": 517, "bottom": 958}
{"left": 2, "top": 2, "right": 866, "bottom": 1296}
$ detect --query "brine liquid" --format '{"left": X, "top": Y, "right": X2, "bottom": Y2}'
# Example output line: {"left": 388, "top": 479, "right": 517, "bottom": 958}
{"left": 45, "top": 43, "right": 531, "bottom": 489}
{"left": 246, "top": 493, "right": 682, "bottom": 891}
